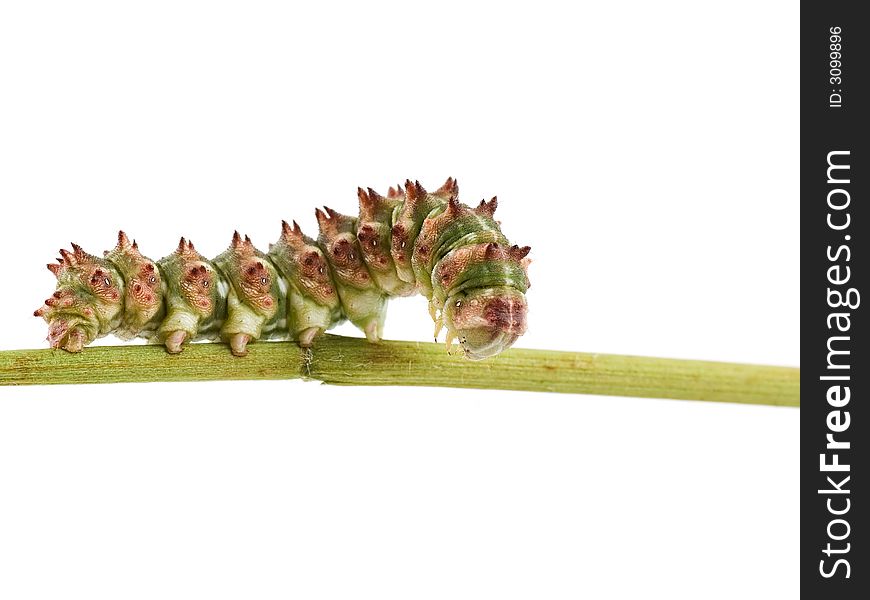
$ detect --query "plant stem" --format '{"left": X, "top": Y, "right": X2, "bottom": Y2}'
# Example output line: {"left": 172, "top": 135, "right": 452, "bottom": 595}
{"left": 0, "top": 334, "right": 799, "bottom": 407}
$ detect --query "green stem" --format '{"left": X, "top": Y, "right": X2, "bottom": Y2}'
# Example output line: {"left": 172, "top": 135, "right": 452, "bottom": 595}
{"left": 0, "top": 335, "right": 799, "bottom": 407}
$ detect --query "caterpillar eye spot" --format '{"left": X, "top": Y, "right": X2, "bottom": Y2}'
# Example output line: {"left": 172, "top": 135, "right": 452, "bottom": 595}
{"left": 148, "top": 276, "right": 157, "bottom": 284}
{"left": 400, "top": 241, "right": 406, "bottom": 249}
{"left": 260, "top": 277, "right": 268, "bottom": 285}
{"left": 371, "top": 239, "right": 378, "bottom": 247}
{"left": 202, "top": 280, "right": 209, "bottom": 288}
{"left": 318, "top": 266, "right": 324, "bottom": 274}
{"left": 103, "top": 277, "right": 111, "bottom": 287}
{"left": 455, "top": 300, "right": 462, "bottom": 307}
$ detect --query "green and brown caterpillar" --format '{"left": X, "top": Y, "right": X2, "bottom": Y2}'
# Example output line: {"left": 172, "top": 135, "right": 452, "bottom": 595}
{"left": 34, "top": 178, "right": 531, "bottom": 360}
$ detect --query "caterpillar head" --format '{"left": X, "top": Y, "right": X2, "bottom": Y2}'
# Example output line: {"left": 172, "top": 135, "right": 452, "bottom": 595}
{"left": 104, "top": 231, "right": 163, "bottom": 338}
{"left": 446, "top": 288, "right": 529, "bottom": 360}
{"left": 34, "top": 243, "right": 124, "bottom": 352}
{"left": 433, "top": 242, "right": 531, "bottom": 360}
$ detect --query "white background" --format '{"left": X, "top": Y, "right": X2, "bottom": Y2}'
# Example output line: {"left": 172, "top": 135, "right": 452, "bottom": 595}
{"left": 0, "top": 1, "right": 799, "bottom": 598}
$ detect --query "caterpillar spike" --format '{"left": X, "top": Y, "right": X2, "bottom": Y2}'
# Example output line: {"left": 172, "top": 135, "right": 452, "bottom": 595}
{"left": 34, "top": 178, "right": 531, "bottom": 360}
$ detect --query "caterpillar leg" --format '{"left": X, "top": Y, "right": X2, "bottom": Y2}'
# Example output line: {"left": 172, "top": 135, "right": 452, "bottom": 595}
{"left": 363, "top": 321, "right": 381, "bottom": 343}
{"left": 444, "top": 328, "right": 458, "bottom": 354}
{"left": 229, "top": 333, "right": 252, "bottom": 357}
{"left": 45, "top": 319, "right": 88, "bottom": 353}
{"left": 428, "top": 300, "right": 439, "bottom": 322}
{"left": 220, "top": 293, "right": 266, "bottom": 357}
{"left": 157, "top": 307, "right": 202, "bottom": 354}
{"left": 296, "top": 327, "right": 322, "bottom": 348}
{"left": 432, "top": 302, "right": 445, "bottom": 340}
{"left": 163, "top": 330, "right": 188, "bottom": 354}
{"left": 64, "top": 328, "right": 87, "bottom": 353}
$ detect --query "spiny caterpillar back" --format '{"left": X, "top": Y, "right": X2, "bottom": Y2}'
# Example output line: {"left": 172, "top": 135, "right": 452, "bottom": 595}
{"left": 34, "top": 178, "right": 531, "bottom": 360}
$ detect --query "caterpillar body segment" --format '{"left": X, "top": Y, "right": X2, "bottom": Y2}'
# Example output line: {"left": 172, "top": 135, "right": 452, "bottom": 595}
{"left": 34, "top": 179, "right": 531, "bottom": 360}
{"left": 154, "top": 237, "right": 226, "bottom": 352}
{"left": 268, "top": 220, "right": 343, "bottom": 349}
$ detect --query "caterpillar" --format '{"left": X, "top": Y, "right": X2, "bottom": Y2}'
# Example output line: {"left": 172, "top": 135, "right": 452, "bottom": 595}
{"left": 33, "top": 178, "right": 531, "bottom": 360}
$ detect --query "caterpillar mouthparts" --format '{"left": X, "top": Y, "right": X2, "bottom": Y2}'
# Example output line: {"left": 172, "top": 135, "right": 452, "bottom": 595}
{"left": 34, "top": 178, "right": 531, "bottom": 360}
